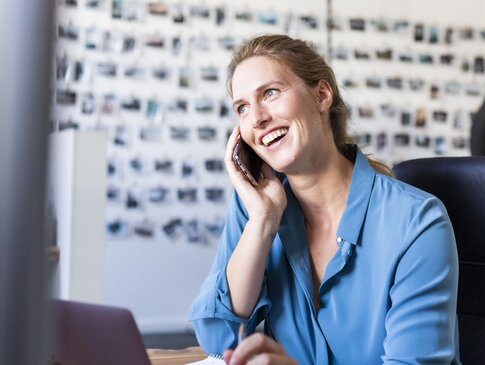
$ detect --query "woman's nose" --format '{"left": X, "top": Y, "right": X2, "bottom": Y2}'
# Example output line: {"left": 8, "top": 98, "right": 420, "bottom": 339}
{"left": 250, "top": 104, "right": 271, "bottom": 128}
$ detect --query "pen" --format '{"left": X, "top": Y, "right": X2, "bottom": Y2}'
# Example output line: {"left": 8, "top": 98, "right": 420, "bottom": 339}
{"left": 238, "top": 323, "right": 247, "bottom": 345}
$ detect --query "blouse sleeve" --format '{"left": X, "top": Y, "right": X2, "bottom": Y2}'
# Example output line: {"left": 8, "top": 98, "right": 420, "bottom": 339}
{"left": 382, "top": 197, "right": 460, "bottom": 364}
{"left": 188, "top": 191, "right": 272, "bottom": 355}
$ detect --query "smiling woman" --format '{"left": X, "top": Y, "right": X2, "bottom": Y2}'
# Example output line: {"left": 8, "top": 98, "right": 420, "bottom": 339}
{"left": 189, "top": 35, "right": 460, "bottom": 365}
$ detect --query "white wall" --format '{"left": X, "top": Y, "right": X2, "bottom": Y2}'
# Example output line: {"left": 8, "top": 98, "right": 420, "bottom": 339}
{"left": 52, "top": 0, "right": 485, "bottom": 333}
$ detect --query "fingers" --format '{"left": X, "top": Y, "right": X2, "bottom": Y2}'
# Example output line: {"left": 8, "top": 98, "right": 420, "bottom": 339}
{"left": 228, "top": 333, "right": 288, "bottom": 365}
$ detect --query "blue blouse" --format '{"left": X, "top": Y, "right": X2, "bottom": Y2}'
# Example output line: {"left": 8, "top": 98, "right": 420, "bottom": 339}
{"left": 189, "top": 147, "right": 460, "bottom": 364}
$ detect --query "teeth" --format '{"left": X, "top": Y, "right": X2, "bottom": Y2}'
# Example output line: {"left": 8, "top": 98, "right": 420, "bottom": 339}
{"left": 262, "top": 128, "right": 288, "bottom": 146}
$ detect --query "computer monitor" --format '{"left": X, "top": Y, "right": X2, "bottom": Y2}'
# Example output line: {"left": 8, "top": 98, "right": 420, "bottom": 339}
{"left": 0, "top": 1, "right": 53, "bottom": 364}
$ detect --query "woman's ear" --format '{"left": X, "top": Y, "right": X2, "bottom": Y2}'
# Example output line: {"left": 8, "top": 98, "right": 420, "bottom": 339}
{"left": 315, "top": 79, "right": 333, "bottom": 113}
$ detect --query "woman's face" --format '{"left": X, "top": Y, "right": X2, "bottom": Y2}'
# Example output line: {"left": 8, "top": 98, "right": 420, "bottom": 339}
{"left": 231, "top": 56, "right": 334, "bottom": 175}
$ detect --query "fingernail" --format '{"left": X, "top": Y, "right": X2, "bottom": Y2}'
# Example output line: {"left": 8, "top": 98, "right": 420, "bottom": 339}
{"left": 229, "top": 357, "right": 238, "bottom": 365}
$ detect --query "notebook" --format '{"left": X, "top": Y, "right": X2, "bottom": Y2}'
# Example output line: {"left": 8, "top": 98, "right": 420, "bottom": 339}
{"left": 50, "top": 299, "right": 152, "bottom": 365}
{"left": 186, "top": 354, "right": 225, "bottom": 364}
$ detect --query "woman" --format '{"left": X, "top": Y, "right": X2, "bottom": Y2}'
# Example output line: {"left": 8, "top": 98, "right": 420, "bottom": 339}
{"left": 189, "top": 34, "right": 460, "bottom": 365}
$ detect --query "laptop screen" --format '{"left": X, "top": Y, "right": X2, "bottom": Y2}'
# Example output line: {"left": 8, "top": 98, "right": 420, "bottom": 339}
{"left": 51, "top": 300, "right": 151, "bottom": 365}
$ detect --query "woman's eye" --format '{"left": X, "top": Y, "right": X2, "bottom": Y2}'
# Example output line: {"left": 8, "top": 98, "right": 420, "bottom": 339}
{"left": 237, "top": 104, "right": 249, "bottom": 114}
{"left": 265, "top": 88, "right": 279, "bottom": 98}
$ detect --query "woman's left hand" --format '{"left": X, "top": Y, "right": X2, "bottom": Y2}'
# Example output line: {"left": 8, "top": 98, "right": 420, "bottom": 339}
{"left": 223, "top": 333, "right": 298, "bottom": 365}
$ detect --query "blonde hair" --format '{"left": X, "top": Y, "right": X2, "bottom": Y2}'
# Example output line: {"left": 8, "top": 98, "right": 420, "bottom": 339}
{"left": 227, "top": 34, "right": 393, "bottom": 177}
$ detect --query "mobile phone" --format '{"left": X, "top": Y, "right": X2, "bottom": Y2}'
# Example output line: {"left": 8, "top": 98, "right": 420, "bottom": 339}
{"left": 233, "top": 138, "right": 263, "bottom": 186}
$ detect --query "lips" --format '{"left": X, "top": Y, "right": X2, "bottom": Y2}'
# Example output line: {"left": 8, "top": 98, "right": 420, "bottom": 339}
{"left": 262, "top": 128, "right": 289, "bottom": 146}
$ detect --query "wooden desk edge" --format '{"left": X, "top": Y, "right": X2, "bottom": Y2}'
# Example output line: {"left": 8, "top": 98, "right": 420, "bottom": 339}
{"left": 147, "top": 347, "right": 207, "bottom": 364}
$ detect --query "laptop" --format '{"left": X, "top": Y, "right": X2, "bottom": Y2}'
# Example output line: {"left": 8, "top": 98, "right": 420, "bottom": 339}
{"left": 50, "top": 299, "right": 151, "bottom": 365}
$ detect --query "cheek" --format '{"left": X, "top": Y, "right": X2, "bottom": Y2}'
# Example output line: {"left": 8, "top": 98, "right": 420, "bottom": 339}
{"left": 239, "top": 124, "right": 253, "bottom": 144}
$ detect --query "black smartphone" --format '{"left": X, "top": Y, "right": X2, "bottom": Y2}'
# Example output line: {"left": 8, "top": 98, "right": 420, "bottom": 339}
{"left": 233, "top": 138, "right": 263, "bottom": 186}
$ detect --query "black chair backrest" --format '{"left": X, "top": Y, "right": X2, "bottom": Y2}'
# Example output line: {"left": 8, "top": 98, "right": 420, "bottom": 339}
{"left": 393, "top": 156, "right": 485, "bottom": 365}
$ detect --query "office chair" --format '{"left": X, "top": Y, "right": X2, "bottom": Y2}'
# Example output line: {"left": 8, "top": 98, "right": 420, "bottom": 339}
{"left": 393, "top": 156, "right": 485, "bottom": 365}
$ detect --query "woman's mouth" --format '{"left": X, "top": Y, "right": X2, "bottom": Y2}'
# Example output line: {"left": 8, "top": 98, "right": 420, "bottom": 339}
{"left": 262, "top": 128, "right": 289, "bottom": 147}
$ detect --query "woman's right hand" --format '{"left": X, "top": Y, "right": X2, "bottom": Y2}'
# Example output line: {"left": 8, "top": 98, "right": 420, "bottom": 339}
{"left": 224, "top": 126, "right": 287, "bottom": 230}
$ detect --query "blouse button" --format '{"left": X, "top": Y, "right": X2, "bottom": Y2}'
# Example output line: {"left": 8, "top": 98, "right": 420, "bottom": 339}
{"left": 347, "top": 249, "right": 353, "bottom": 256}
{"left": 336, "top": 237, "right": 343, "bottom": 243}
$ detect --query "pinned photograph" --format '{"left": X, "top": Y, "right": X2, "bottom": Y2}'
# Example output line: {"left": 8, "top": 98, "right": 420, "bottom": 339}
{"left": 414, "top": 23, "right": 424, "bottom": 42}
{"left": 205, "top": 187, "right": 225, "bottom": 203}
{"left": 440, "top": 53, "right": 455, "bottom": 66}
{"left": 107, "top": 186, "right": 122, "bottom": 204}
{"left": 56, "top": 89, "right": 77, "bottom": 105}
{"left": 354, "top": 49, "right": 370, "bottom": 60}
{"left": 154, "top": 159, "right": 174, "bottom": 174}
{"left": 58, "top": 119, "right": 80, "bottom": 131}
{"left": 215, "top": 6, "right": 225, "bottom": 26}
{"left": 430, "top": 84, "right": 440, "bottom": 99}
{"left": 432, "top": 110, "right": 448, "bottom": 123}
{"left": 376, "top": 132, "right": 388, "bottom": 151}
{"left": 409, "top": 78, "right": 425, "bottom": 91}
{"left": 102, "top": 30, "right": 123, "bottom": 52}
{"left": 218, "top": 35, "right": 236, "bottom": 51}
{"left": 113, "top": 125, "right": 131, "bottom": 147}
{"left": 81, "top": 93, "right": 95, "bottom": 114}
{"left": 349, "top": 18, "right": 365, "bottom": 31}
{"left": 198, "top": 126, "right": 217, "bottom": 141}
{"left": 181, "top": 160, "right": 197, "bottom": 178}
{"left": 258, "top": 10, "right": 278, "bottom": 26}
{"left": 86, "top": 0, "right": 106, "bottom": 10}
{"left": 126, "top": 188, "right": 143, "bottom": 210}
{"left": 415, "top": 135, "right": 431, "bottom": 148}
{"left": 186, "top": 219, "right": 206, "bottom": 244}
{"left": 375, "top": 48, "right": 393, "bottom": 61}
{"left": 177, "top": 188, "right": 198, "bottom": 203}
{"left": 434, "top": 136, "right": 447, "bottom": 155}
{"left": 394, "top": 133, "right": 410, "bottom": 147}
{"left": 205, "top": 159, "right": 225, "bottom": 172}
{"left": 145, "top": 33, "right": 165, "bottom": 48}
{"left": 101, "top": 93, "right": 118, "bottom": 115}
{"left": 97, "top": 62, "right": 117, "bottom": 77}
{"left": 106, "top": 219, "right": 131, "bottom": 239}
{"left": 179, "top": 67, "right": 193, "bottom": 88}
{"left": 415, "top": 107, "right": 427, "bottom": 128}
{"left": 170, "top": 126, "right": 190, "bottom": 141}
{"left": 56, "top": 55, "right": 70, "bottom": 81}
{"left": 366, "top": 76, "right": 382, "bottom": 89}
{"left": 190, "top": 4, "right": 210, "bottom": 19}
{"left": 121, "top": 96, "right": 141, "bottom": 111}
{"left": 147, "top": 186, "right": 170, "bottom": 204}
{"left": 168, "top": 98, "right": 188, "bottom": 113}
{"left": 162, "top": 218, "right": 184, "bottom": 240}
{"left": 139, "top": 126, "right": 163, "bottom": 143}
{"left": 194, "top": 97, "right": 214, "bottom": 113}
{"left": 152, "top": 66, "right": 170, "bottom": 80}
{"left": 204, "top": 216, "right": 225, "bottom": 238}
{"left": 398, "top": 51, "right": 414, "bottom": 63}
{"left": 299, "top": 15, "right": 319, "bottom": 30}
{"left": 85, "top": 26, "right": 101, "bottom": 49}
{"left": 133, "top": 219, "right": 155, "bottom": 238}
{"left": 122, "top": 35, "right": 136, "bottom": 52}
{"left": 146, "top": 99, "right": 163, "bottom": 123}
{"left": 200, "top": 66, "right": 219, "bottom": 82}
{"left": 58, "top": 23, "right": 79, "bottom": 41}
{"left": 428, "top": 26, "right": 440, "bottom": 44}
{"left": 124, "top": 65, "right": 145, "bottom": 80}
{"left": 380, "top": 103, "right": 397, "bottom": 118}
{"left": 393, "top": 19, "right": 410, "bottom": 34}
{"left": 171, "top": 3, "right": 185, "bottom": 23}
{"left": 147, "top": 1, "right": 168, "bottom": 16}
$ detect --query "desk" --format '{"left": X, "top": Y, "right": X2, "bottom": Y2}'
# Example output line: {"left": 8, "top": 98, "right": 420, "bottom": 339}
{"left": 147, "top": 347, "right": 207, "bottom": 365}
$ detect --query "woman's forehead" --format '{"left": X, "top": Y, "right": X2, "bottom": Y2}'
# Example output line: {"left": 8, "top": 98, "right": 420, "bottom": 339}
{"left": 231, "top": 56, "right": 298, "bottom": 94}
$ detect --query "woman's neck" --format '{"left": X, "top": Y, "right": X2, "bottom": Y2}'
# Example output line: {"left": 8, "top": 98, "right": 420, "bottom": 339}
{"left": 287, "top": 149, "right": 353, "bottom": 228}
